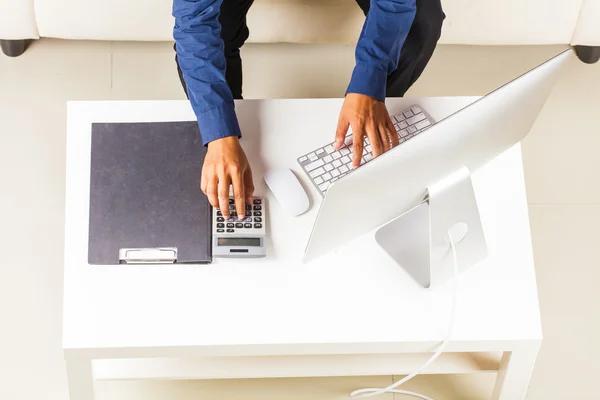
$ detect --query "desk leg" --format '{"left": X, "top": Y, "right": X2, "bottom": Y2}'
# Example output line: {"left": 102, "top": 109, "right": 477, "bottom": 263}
{"left": 491, "top": 344, "right": 540, "bottom": 400}
{"left": 65, "top": 356, "right": 95, "bottom": 400}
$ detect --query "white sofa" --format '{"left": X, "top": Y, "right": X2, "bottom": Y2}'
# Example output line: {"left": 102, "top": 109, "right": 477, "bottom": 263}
{"left": 1, "top": 0, "right": 599, "bottom": 62}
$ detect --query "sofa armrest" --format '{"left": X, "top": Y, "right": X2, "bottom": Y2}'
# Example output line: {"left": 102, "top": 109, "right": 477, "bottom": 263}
{"left": 0, "top": 0, "right": 39, "bottom": 40}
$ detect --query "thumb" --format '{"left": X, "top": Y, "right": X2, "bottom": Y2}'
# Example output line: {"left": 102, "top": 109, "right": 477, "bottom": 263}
{"left": 335, "top": 116, "right": 349, "bottom": 150}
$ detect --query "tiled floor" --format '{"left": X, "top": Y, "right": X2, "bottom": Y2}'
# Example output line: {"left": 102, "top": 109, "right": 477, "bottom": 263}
{"left": 1, "top": 39, "right": 599, "bottom": 400}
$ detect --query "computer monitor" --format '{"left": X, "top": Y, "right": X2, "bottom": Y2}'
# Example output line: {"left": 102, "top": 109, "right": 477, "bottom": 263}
{"left": 303, "top": 49, "right": 572, "bottom": 287}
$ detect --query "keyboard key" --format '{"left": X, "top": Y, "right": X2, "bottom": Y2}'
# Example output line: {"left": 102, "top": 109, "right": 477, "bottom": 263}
{"left": 323, "top": 155, "right": 333, "bottom": 163}
{"left": 411, "top": 106, "right": 422, "bottom": 114}
{"left": 299, "top": 156, "right": 307, "bottom": 162}
{"left": 324, "top": 164, "right": 334, "bottom": 172}
{"left": 217, "top": 223, "right": 225, "bottom": 228}
{"left": 227, "top": 229, "right": 235, "bottom": 233}
{"left": 244, "top": 223, "right": 252, "bottom": 228}
{"left": 395, "top": 113, "right": 405, "bottom": 122}
{"left": 332, "top": 152, "right": 342, "bottom": 160}
{"left": 407, "top": 125, "right": 417, "bottom": 134}
{"left": 254, "top": 223, "right": 262, "bottom": 229}
{"left": 305, "top": 159, "right": 324, "bottom": 172}
{"left": 322, "top": 172, "right": 332, "bottom": 181}
{"left": 309, "top": 167, "right": 325, "bottom": 178}
{"left": 366, "top": 145, "right": 372, "bottom": 153}
{"left": 308, "top": 154, "right": 318, "bottom": 161}
{"left": 331, "top": 169, "right": 340, "bottom": 177}
{"left": 331, "top": 177, "right": 339, "bottom": 182}
{"left": 332, "top": 159, "right": 342, "bottom": 168}
{"left": 253, "top": 211, "right": 262, "bottom": 217}
{"left": 314, "top": 176, "right": 324, "bottom": 185}
{"left": 319, "top": 182, "right": 330, "bottom": 191}
{"left": 340, "top": 148, "right": 350, "bottom": 156}
{"left": 217, "top": 229, "right": 225, "bottom": 233}
{"left": 399, "top": 121, "right": 408, "bottom": 129}
{"left": 339, "top": 165, "right": 349, "bottom": 173}
{"left": 341, "top": 156, "right": 351, "bottom": 164}
{"left": 307, "top": 152, "right": 316, "bottom": 159}
{"left": 407, "top": 113, "right": 426, "bottom": 125}
{"left": 325, "top": 145, "right": 335, "bottom": 153}
{"left": 236, "top": 223, "right": 244, "bottom": 228}
{"left": 227, "top": 223, "right": 234, "bottom": 228}
{"left": 365, "top": 154, "right": 373, "bottom": 162}
{"left": 403, "top": 109, "right": 414, "bottom": 118}
{"left": 316, "top": 148, "right": 325, "bottom": 155}
{"left": 415, "top": 119, "right": 432, "bottom": 130}
{"left": 344, "top": 135, "right": 353, "bottom": 146}
{"left": 254, "top": 217, "right": 262, "bottom": 222}
{"left": 399, "top": 129, "right": 408, "bottom": 137}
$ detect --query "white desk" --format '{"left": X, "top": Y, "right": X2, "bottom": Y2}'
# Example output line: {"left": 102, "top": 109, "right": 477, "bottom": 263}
{"left": 63, "top": 98, "right": 542, "bottom": 400}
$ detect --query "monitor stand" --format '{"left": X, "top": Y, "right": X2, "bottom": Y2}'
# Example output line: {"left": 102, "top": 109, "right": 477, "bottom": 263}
{"left": 375, "top": 166, "right": 487, "bottom": 289}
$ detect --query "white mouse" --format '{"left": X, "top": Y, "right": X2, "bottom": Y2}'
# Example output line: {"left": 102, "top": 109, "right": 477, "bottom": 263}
{"left": 264, "top": 168, "right": 310, "bottom": 217}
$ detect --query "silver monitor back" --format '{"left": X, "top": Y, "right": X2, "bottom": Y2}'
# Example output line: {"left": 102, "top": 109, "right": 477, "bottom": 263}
{"left": 303, "top": 49, "right": 573, "bottom": 263}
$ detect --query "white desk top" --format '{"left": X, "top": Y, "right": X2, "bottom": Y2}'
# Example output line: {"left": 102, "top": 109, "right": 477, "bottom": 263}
{"left": 63, "top": 98, "right": 542, "bottom": 356}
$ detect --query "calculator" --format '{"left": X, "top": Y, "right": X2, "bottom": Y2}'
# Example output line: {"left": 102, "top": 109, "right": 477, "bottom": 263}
{"left": 212, "top": 197, "right": 266, "bottom": 258}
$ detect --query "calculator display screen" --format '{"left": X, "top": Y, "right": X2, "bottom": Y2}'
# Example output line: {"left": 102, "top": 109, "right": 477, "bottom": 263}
{"left": 217, "top": 238, "right": 261, "bottom": 247}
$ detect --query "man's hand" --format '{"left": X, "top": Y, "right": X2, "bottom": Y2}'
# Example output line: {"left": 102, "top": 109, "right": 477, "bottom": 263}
{"left": 201, "top": 136, "right": 254, "bottom": 219}
{"left": 334, "top": 93, "right": 399, "bottom": 169}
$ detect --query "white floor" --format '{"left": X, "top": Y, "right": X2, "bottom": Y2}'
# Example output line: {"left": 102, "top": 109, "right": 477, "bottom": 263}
{"left": 1, "top": 40, "right": 599, "bottom": 400}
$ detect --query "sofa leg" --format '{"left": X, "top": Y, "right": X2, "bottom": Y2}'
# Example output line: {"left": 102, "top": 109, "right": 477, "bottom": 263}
{"left": 574, "top": 45, "right": 600, "bottom": 64}
{"left": 1, "top": 40, "right": 27, "bottom": 57}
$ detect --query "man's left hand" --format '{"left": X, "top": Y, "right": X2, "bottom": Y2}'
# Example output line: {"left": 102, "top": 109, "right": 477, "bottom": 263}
{"left": 334, "top": 93, "right": 399, "bottom": 169}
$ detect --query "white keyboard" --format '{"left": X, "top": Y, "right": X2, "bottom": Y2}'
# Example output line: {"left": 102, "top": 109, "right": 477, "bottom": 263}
{"left": 297, "top": 105, "right": 433, "bottom": 196}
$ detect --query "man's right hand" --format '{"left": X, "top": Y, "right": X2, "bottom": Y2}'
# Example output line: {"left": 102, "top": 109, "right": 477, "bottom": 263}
{"left": 201, "top": 136, "right": 254, "bottom": 219}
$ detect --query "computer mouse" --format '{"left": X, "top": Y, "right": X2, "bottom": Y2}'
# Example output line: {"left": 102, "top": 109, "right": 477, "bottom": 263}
{"left": 264, "top": 168, "right": 310, "bottom": 217}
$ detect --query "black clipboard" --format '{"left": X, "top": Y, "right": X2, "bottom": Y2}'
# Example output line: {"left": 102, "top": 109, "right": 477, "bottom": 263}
{"left": 88, "top": 121, "right": 212, "bottom": 265}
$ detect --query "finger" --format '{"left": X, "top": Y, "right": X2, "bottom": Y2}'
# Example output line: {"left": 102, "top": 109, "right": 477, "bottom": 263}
{"left": 387, "top": 116, "right": 400, "bottom": 148}
{"left": 351, "top": 123, "right": 365, "bottom": 169}
{"left": 378, "top": 124, "right": 391, "bottom": 153}
{"left": 217, "top": 173, "right": 231, "bottom": 219}
{"left": 335, "top": 115, "right": 350, "bottom": 150}
{"left": 206, "top": 176, "right": 220, "bottom": 213}
{"left": 231, "top": 168, "right": 246, "bottom": 219}
{"left": 368, "top": 122, "right": 384, "bottom": 158}
{"left": 200, "top": 169, "right": 208, "bottom": 195}
{"left": 244, "top": 167, "right": 255, "bottom": 204}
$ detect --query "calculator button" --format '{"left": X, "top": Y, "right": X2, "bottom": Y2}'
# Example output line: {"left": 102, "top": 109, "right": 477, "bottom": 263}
{"left": 244, "top": 217, "right": 252, "bottom": 222}
{"left": 227, "top": 217, "right": 235, "bottom": 222}
{"left": 253, "top": 198, "right": 262, "bottom": 204}
{"left": 229, "top": 204, "right": 235, "bottom": 210}
{"left": 244, "top": 223, "right": 252, "bottom": 228}
{"left": 253, "top": 211, "right": 262, "bottom": 217}
{"left": 253, "top": 205, "right": 261, "bottom": 210}
{"left": 245, "top": 204, "right": 252, "bottom": 210}
{"left": 236, "top": 223, "right": 243, "bottom": 228}
{"left": 229, "top": 199, "right": 234, "bottom": 204}
{"left": 254, "top": 223, "right": 262, "bottom": 229}
{"left": 254, "top": 217, "right": 262, "bottom": 222}
{"left": 227, "top": 229, "right": 235, "bottom": 233}
{"left": 227, "top": 223, "right": 234, "bottom": 228}
{"left": 217, "top": 229, "right": 225, "bottom": 233}
{"left": 217, "top": 223, "right": 225, "bottom": 228}
{"left": 217, "top": 217, "right": 224, "bottom": 222}
{"left": 216, "top": 210, "right": 222, "bottom": 216}
{"left": 245, "top": 211, "right": 252, "bottom": 217}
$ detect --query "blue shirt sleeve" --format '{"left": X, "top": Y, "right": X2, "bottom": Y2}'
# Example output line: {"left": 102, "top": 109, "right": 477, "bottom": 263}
{"left": 173, "top": 0, "right": 241, "bottom": 145}
{"left": 346, "top": 0, "right": 417, "bottom": 102}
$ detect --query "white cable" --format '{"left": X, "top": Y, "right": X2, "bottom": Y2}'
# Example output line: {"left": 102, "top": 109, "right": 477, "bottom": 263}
{"left": 349, "top": 231, "right": 460, "bottom": 400}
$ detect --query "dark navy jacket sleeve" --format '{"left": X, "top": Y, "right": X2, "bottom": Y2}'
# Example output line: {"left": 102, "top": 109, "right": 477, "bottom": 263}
{"left": 346, "top": 0, "right": 417, "bottom": 101}
{"left": 173, "top": 0, "right": 241, "bottom": 145}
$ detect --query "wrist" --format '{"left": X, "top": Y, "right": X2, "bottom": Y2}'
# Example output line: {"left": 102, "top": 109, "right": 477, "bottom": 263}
{"left": 207, "top": 135, "right": 239, "bottom": 150}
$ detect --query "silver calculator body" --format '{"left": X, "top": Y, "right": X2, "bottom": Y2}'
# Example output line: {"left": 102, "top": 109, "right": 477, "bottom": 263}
{"left": 212, "top": 197, "right": 266, "bottom": 258}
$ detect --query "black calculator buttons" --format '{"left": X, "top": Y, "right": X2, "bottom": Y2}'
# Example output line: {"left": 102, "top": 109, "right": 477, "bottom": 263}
{"left": 244, "top": 223, "right": 252, "bottom": 228}
{"left": 217, "top": 223, "right": 225, "bottom": 228}
{"left": 227, "top": 223, "right": 234, "bottom": 228}
{"left": 253, "top": 199, "right": 262, "bottom": 204}
{"left": 217, "top": 228, "right": 225, "bottom": 233}
{"left": 229, "top": 199, "right": 235, "bottom": 204}
{"left": 253, "top": 205, "right": 262, "bottom": 210}
{"left": 217, "top": 210, "right": 223, "bottom": 216}
{"left": 254, "top": 217, "right": 262, "bottom": 222}
{"left": 236, "top": 223, "right": 244, "bottom": 228}
{"left": 227, "top": 229, "right": 235, "bottom": 233}
{"left": 254, "top": 223, "right": 262, "bottom": 229}
{"left": 245, "top": 204, "right": 252, "bottom": 211}
{"left": 217, "top": 217, "right": 224, "bottom": 222}
{"left": 253, "top": 211, "right": 262, "bottom": 217}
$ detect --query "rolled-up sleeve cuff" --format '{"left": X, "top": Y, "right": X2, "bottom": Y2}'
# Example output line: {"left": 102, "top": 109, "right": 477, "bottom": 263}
{"left": 346, "top": 63, "right": 388, "bottom": 102}
{"left": 196, "top": 103, "right": 242, "bottom": 146}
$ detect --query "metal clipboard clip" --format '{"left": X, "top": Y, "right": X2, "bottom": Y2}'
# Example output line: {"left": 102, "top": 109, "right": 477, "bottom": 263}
{"left": 118, "top": 247, "right": 178, "bottom": 264}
